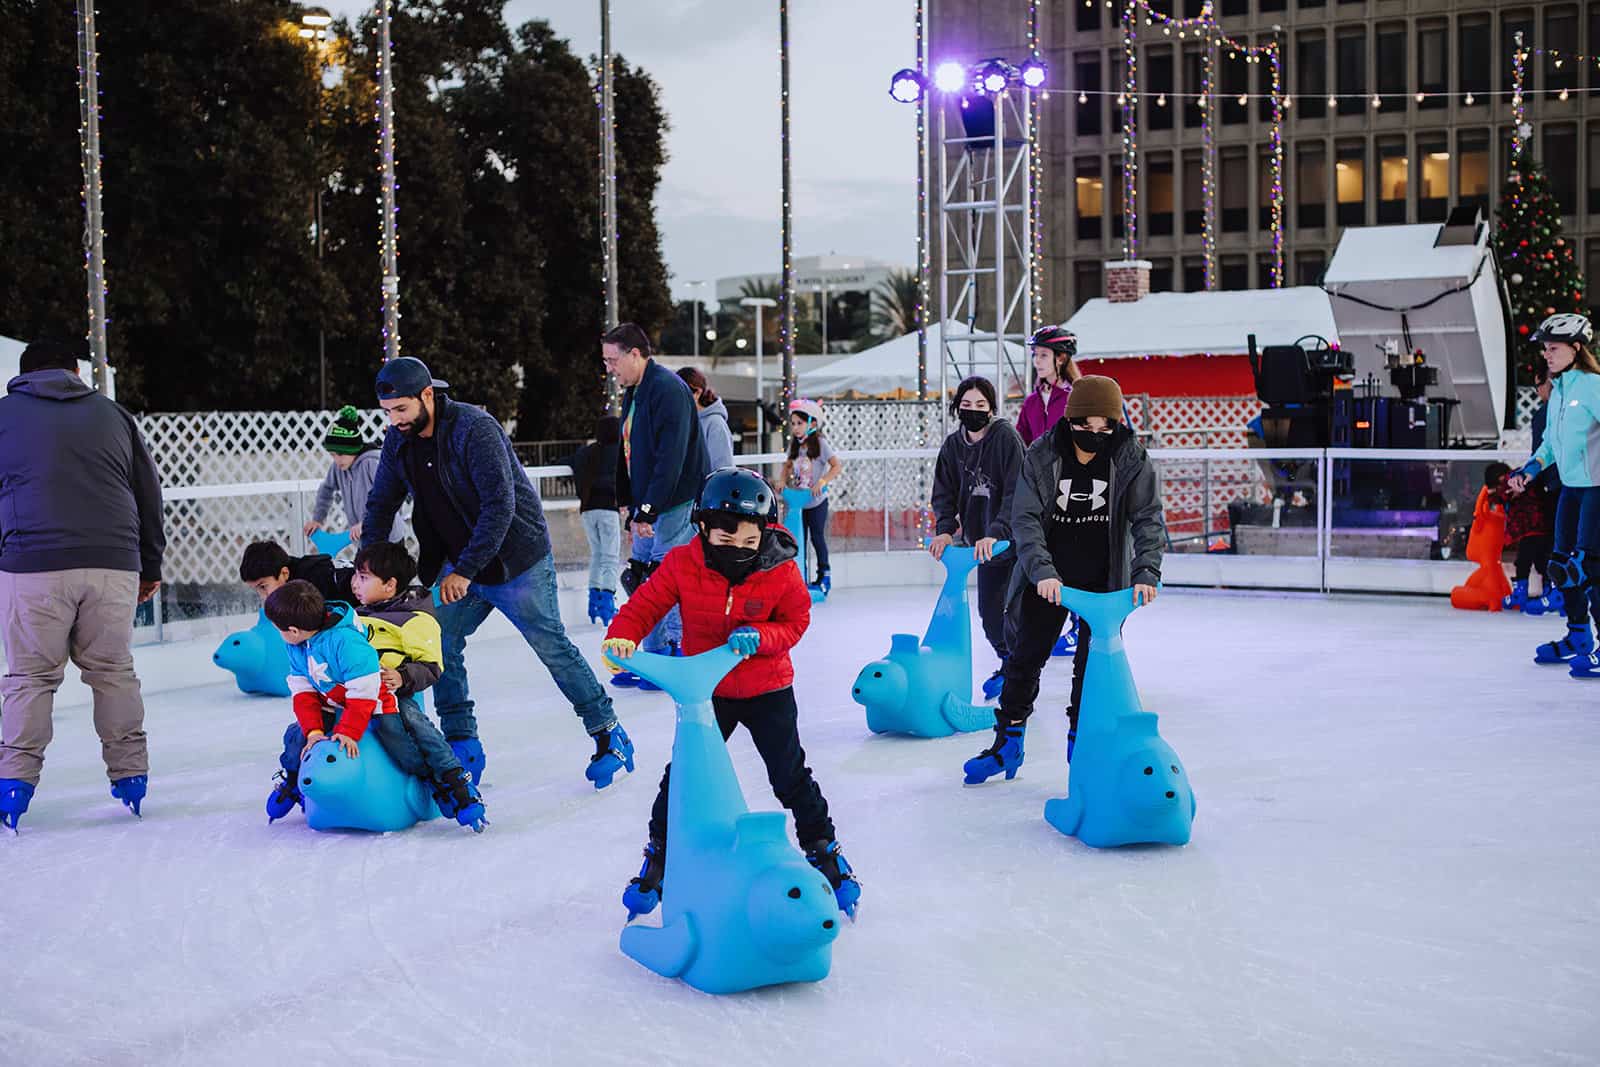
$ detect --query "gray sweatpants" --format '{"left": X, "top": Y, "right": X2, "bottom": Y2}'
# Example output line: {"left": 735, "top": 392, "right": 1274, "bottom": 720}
{"left": 0, "top": 568, "right": 147, "bottom": 785}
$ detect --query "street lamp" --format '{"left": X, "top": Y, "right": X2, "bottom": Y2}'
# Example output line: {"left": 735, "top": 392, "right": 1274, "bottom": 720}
{"left": 740, "top": 296, "right": 777, "bottom": 441}
{"left": 686, "top": 280, "right": 708, "bottom": 359}
{"left": 299, "top": 6, "right": 332, "bottom": 40}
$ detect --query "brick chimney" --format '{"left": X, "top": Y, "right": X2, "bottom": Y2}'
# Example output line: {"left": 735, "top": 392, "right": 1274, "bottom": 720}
{"left": 1105, "top": 259, "right": 1152, "bottom": 304}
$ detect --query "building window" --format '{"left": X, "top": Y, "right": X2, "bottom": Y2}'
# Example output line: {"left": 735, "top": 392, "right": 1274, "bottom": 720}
{"left": 1296, "top": 251, "right": 1326, "bottom": 286}
{"left": 1182, "top": 256, "right": 1206, "bottom": 293}
{"left": 1547, "top": 7, "right": 1579, "bottom": 93}
{"left": 1221, "top": 51, "right": 1248, "bottom": 125}
{"left": 1183, "top": 151, "right": 1204, "bottom": 234}
{"left": 1417, "top": 22, "right": 1447, "bottom": 109}
{"left": 1502, "top": 12, "right": 1533, "bottom": 98}
{"left": 1336, "top": 141, "right": 1366, "bottom": 227}
{"left": 1076, "top": 0, "right": 1101, "bottom": 32}
{"left": 1183, "top": 0, "right": 1204, "bottom": 15}
{"left": 1259, "top": 146, "right": 1280, "bottom": 232}
{"left": 1589, "top": 241, "right": 1600, "bottom": 320}
{"left": 1074, "top": 261, "right": 1103, "bottom": 308}
{"left": 1458, "top": 130, "right": 1490, "bottom": 214}
{"left": 1297, "top": 32, "right": 1327, "bottom": 121}
{"left": 1221, "top": 149, "right": 1248, "bottom": 231}
{"left": 1150, "top": 258, "right": 1175, "bottom": 292}
{"left": 1375, "top": 24, "right": 1407, "bottom": 110}
{"left": 1300, "top": 0, "right": 1324, "bottom": 11}
{"left": 1220, "top": 255, "right": 1249, "bottom": 291}
{"left": 1260, "top": 0, "right": 1286, "bottom": 13}
{"left": 1418, "top": 133, "right": 1450, "bottom": 223}
{"left": 1588, "top": 124, "right": 1600, "bottom": 214}
{"left": 1546, "top": 124, "right": 1579, "bottom": 216}
{"left": 1298, "top": 142, "right": 1327, "bottom": 229}
{"left": 1378, "top": 136, "right": 1407, "bottom": 224}
{"left": 1181, "top": 45, "right": 1204, "bottom": 130}
{"left": 1336, "top": 29, "right": 1366, "bottom": 116}
{"left": 1076, "top": 54, "right": 1102, "bottom": 137}
{"left": 1149, "top": 153, "right": 1175, "bottom": 236}
{"left": 1147, "top": 47, "right": 1174, "bottom": 132}
{"left": 1459, "top": 17, "right": 1490, "bottom": 102}
{"left": 1076, "top": 158, "right": 1104, "bottom": 241}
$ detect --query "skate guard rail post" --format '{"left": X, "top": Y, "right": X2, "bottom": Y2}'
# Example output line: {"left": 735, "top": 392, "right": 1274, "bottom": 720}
{"left": 150, "top": 446, "right": 1533, "bottom": 635}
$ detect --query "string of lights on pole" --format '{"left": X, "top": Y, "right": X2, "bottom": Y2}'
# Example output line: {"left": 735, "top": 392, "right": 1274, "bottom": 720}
{"left": 779, "top": 0, "right": 797, "bottom": 413}
{"left": 1026, "top": 0, "right": 1045, "bottom": 322}
{"left": 375, "top": 0, "right": 401, "bottom": 362}
{"left": 1505, "top": 39, "right": 1600, "bottom": 161}
{"left": 74, "top": 0, "right": 110, "bottom": 392}
{"left": 913, "top": 0, "right": 930, "bottom": 405}
{"left": 597, "top": 0, "right": 621, "bottom": 413}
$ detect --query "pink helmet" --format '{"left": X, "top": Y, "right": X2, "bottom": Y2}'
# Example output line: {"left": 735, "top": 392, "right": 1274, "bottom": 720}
{"left": 788, "top": 398, "right": 825, "bottom": 426}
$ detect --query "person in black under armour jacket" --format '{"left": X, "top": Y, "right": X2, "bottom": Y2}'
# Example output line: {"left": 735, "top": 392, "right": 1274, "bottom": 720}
{"left": 962, "top": 374, "right": 1165, "bottom": 784}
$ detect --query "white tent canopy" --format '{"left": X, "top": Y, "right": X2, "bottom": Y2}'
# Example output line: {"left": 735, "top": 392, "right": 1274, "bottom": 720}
{"left": 1063, "top": 286, "right": 1340, "bottom": 360}
{"left": 799, "top": 320, "right": 1027, "bottom": 398}
{"left": 1323, "top": 222, "right": 1509, "bottom": 442}
{"left": 0, "top": 334, "right": 116, "bottom": 399}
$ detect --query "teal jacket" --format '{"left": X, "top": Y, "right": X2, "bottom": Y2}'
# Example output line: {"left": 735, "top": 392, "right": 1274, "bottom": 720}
{"left": 1527, "top": 369, "right": 1600, "bottom": 488}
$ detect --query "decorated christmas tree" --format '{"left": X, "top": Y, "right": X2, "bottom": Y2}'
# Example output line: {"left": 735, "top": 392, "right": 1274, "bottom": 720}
{"left": 1495, "top": 149, "right": 1587, "bottom": 378}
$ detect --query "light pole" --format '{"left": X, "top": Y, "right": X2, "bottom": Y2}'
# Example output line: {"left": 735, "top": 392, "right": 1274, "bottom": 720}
{"left": 741, "top": 296, "right": 777, "bottom": 442}
{"left": 377, "top": 0, "right": 400, "bottom": 362}
{"left": 687, "top": 280, "right": 707, "bottom": 358}
{"left": 300, "top": 6, "right": 333, "bottom": 406}
{"left": 74, "top": 1, "right": 109, "bottom": 393}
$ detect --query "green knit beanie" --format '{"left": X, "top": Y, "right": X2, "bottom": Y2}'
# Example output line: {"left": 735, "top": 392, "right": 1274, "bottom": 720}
{"left": 322, "top": 405, "right": 366, "bottom": 455}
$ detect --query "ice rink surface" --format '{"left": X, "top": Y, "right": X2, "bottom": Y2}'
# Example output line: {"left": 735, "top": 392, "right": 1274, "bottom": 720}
{"left": 4, "top": 587, "right": 1597, "bottom": 1066}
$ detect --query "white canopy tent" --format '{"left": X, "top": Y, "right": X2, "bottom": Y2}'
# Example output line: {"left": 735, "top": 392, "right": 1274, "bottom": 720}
{"left": 1322, "top": 221, "right": 1510, "bottom": 442}
{"left": 1063, "top": 286, "right": 1340, "bottom": 360}
{"left": 0, "top": 334, "right": 115, "bottom": 399}
{"left": 798, "top": 320, "right": 1028, "bottom": 399}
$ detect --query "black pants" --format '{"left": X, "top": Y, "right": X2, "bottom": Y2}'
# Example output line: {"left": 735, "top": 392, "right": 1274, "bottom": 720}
{"left": 976, "top": 556, "right": 1015, "bottom": 660}
{"left": 997, "top": 588, "right": 1092, "bottom": 733}
{"left": 647, "top": 686, "right": 835, "bottom": 846}
{"left": 1514, "top": 535, "right": 1552, "bottom": 584}
{"left": 802, "top": 500, "right": 831, "bottom": 580}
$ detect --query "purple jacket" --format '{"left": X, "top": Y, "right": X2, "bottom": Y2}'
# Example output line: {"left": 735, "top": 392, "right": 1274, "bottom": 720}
{"left": 1015, "top": 380, "right": 1072, "bottom": 446}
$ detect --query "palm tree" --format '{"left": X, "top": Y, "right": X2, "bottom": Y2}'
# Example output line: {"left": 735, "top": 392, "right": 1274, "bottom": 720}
{"left": 869, "top": 268, "right": 920, "bottom": 340}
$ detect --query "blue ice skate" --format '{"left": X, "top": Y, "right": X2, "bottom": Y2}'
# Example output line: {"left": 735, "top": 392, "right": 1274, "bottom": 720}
{"left": 449, "top": 738, "right": 486, "bottom": 787}
{"left": 110, "top": 775, "right": 146, "bottom": 817}
{"left": 586, "top": 724, "right": 635, "bottom": 790}
{"left": 1536, "top": 623, "right": 1595, "bottom": 664}
{"left": 605, "top": 645, "right": 839, "bottom": 994}
{"left": 963, "top": 723, "right": 1025, "bottom": 784}
{"left": 0, "top": 778, "right": 34, "bottom": 833}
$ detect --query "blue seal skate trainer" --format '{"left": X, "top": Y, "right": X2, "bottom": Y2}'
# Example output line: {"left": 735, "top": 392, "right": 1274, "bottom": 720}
{"left": 781, "top": 488, "right": 829, "bottom": 604}
{"left": 0, "top": 778, "right": 35, "bottom": 832}
{"left": 297, "top": 737, "right": 441, "bottom": 833}
{"left": 1042, "top": 586, "right": 1195, "bottom": 849}
{"left": 212, "top": 608, "right": 292, "bottom": 697}
{"left": 1536, "top": 623, "right": 1595, "bottom": 664}
{"left": 110, "top": 775, "right": 146, "bottom": 817}
{"left": 309, "top": 528, "right": 353, "bottom": 558}
{"left": 606, "top": 645, "right": 840, "bottom": 995}
{"left": 963, "top": 723, "right": 1025, "bottom": 784}
{"left": 623, "top": 838, "right": 666, "bottom": 920}
{"left": 449, "top": 738, "right": 486, "bottom": 787}
{"left": 586, "top": 724, "right": 635, "bottom": 789}
{"left": 852, "top": 544, "right": 1008, "bottom": 738}
{"left": 636, "top": 643, "right": 682, "bottom": 692}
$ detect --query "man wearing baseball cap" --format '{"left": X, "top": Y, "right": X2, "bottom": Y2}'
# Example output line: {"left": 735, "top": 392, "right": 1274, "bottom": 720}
{"left": 362, "top": 356, "right": 635, "bottom": 791}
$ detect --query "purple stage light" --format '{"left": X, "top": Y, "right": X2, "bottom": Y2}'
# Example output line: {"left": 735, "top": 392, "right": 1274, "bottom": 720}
{"left": 1020, "top": 58, "right": 1047, "bottom": 89}
{"left": 888, "top": 68, "right": 926, "bottom": 104}
{"left": 933, "top": 60, "right": 968, "bottom": 94}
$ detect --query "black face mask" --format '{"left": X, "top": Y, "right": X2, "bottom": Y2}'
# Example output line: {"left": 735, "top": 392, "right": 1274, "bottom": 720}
{"left": 957, "top": 408, "right": 992, "bottom": 433}
{"left": 703, "top": 538, "right": 761, "bottom": 585}
{"left": 1055, "top": 418, "right": 1114, "bottom": 455}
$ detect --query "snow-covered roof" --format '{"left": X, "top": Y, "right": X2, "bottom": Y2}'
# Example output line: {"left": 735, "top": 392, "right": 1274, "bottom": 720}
{"left": 1064, "top": 286, "right": 1339, "bottom": 361}
{"left": 1323, "top": 223, "right": 1488, "bottom": 284}
{"left": 799, "top": 320, "right": 1027, "bottom": 397}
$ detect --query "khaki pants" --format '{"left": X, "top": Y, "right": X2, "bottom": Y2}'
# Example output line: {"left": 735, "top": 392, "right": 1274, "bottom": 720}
{"left": 0, "top": 568, "right": 147, "bottom": 785}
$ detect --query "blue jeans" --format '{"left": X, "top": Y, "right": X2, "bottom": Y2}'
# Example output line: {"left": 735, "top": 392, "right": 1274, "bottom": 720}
{"left": 582, "top": 508, "right": 621, "bottom": 591}
{"left": 802, "top": 498, "right": 831, "bottom": 581}
{"left": 280, "top": 696, "right": 462, "bottom": 783}
{"left": 628, "top": 502, "right": 694, "bottom": 653}
{"left": 1552, "top": 485, "right": 1600, "bottom": 626}
{"left": 433, "top": 554, "right": 616, "bottom": 740}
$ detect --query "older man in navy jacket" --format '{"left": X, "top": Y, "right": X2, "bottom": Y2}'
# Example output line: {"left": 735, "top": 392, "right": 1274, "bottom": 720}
{"left": 363, "top": 357, "right": 634, "bottom": 791}
{"left": 602, "top": 324, "right": 707, "bottom": 688}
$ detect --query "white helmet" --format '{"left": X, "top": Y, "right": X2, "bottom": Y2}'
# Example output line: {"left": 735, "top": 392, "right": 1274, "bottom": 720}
{"left": 1531, "top": 312, "right": 1594, "bottom": 346}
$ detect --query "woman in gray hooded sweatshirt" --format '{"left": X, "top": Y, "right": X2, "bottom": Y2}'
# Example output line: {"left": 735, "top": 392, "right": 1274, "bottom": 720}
{"left": 678, "top": 367, "right": 735, "bottom": 472}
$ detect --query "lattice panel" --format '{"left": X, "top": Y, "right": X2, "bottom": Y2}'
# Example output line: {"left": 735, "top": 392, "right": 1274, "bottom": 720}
{"left": 137, "top": 409, "right": 391, "bottom": 487}
{"left": 1515, "top": 385, "right": 1539, "bottom": 430}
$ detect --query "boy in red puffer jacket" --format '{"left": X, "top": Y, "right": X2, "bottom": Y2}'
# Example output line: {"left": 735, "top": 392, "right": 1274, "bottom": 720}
{"left": 602, "top": 467, "right": 860, "bottom": 918}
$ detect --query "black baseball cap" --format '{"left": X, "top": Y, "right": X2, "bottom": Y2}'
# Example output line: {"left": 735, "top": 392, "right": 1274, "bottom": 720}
{"left": 375, "top": 357, "right": 449, "bottom": 400}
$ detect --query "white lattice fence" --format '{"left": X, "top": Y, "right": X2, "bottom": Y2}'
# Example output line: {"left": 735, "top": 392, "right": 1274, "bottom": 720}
{"left": 137, "top": 410, "right": 390, "bottom": 487}
{"left": 1515, "top": 385, "right": 1539, "bottom": 429}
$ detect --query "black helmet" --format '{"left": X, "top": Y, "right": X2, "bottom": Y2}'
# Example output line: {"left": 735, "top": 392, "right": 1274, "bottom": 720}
{"left": 696, "top": 467, "right": 775, "bottom": 522}
{"left": 1028, "top": 324, "right": 1077, "bottom": 357}
{"left": 1531, "top": 312, "right": 1594, "bottom": 347}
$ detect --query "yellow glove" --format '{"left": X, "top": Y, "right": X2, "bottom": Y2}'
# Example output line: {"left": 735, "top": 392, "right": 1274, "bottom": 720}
{"left": 601, "top": 637, "right": 637, "bottom": 673}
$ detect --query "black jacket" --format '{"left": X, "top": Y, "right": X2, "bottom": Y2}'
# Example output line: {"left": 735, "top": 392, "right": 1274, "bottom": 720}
{"left": 569, "top": 440, "right": 620, "bottom": 512}
{"left": 363, "top": 393, "right": 550, "bottom": 587}
{"left": 0, "top": 370, "right": 165, "bottom": 580}
{"left": 616, "top": 359, "right": 707, "bottom": 520}
{"left": 931, "top": 418, "right": 1024, "bottom": 546}
{"left": 1010, "top": 423, "right": 1165, "bottom": 589}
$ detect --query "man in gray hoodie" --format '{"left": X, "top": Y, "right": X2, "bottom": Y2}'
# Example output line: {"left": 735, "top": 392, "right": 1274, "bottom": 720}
{"left": 0, "top": 341, "right": 165, "bottom": 830}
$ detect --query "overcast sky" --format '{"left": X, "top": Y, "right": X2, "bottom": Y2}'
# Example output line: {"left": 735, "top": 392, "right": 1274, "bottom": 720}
{"left": 325, "top": 1, "right": 917, "bottom": 300}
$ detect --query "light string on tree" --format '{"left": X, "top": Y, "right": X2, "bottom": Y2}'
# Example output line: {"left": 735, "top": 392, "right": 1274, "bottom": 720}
{"left": 74, "top": 0, "right": 110, "bottom": 390}
{"left": 375, "top": 0, "right": 401, "bottom": 362}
